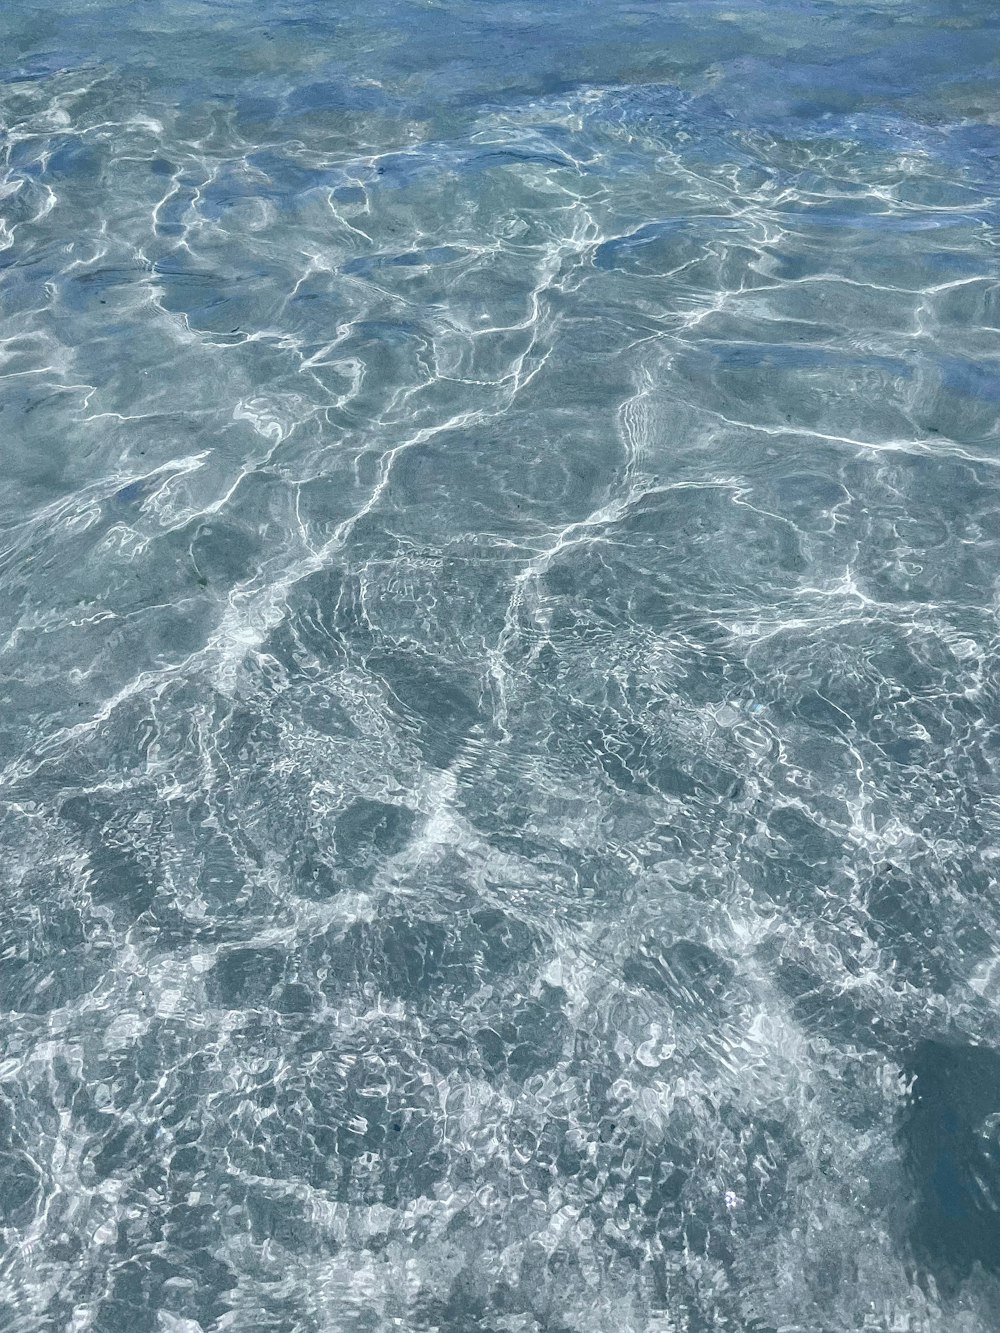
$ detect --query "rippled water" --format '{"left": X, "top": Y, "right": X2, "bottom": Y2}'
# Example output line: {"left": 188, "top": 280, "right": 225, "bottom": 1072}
{"left": 2, "top": 2, "right": 1000, "bottom": 1329}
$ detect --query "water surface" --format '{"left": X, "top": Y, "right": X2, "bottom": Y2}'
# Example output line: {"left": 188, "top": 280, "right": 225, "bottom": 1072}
{"left": 2, "top": 2, "right": 1000, "bottom": 1329}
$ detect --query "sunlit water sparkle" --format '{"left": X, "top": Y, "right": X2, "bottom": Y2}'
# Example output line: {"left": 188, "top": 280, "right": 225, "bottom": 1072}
{"left": 2, "top": 2, "right": 1000, "bottom": 1329}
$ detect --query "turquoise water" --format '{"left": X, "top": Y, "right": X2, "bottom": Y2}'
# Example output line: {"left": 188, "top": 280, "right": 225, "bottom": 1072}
{"left": 2, "top": 2, "right": 1000, "bottom": 1328}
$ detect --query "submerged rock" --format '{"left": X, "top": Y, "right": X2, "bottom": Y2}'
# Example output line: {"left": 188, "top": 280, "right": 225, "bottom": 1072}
{"left": 900, "top": 1039, "right": 1000, "bottom": 1286}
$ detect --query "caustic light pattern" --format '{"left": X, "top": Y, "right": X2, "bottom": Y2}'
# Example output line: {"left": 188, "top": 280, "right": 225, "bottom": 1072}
{"left": 1, "top": 1, "right": 1000, "bottom": 1329}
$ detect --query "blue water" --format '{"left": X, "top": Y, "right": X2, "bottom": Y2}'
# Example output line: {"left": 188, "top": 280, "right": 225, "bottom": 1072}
{"left": 2, "top": 2, "right": 1000, "bottom": 1328}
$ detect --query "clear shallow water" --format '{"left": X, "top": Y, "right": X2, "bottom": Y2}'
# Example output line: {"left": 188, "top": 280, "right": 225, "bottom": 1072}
{"left": 1, "top": 1, "right": 999, "bottom": 1328}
